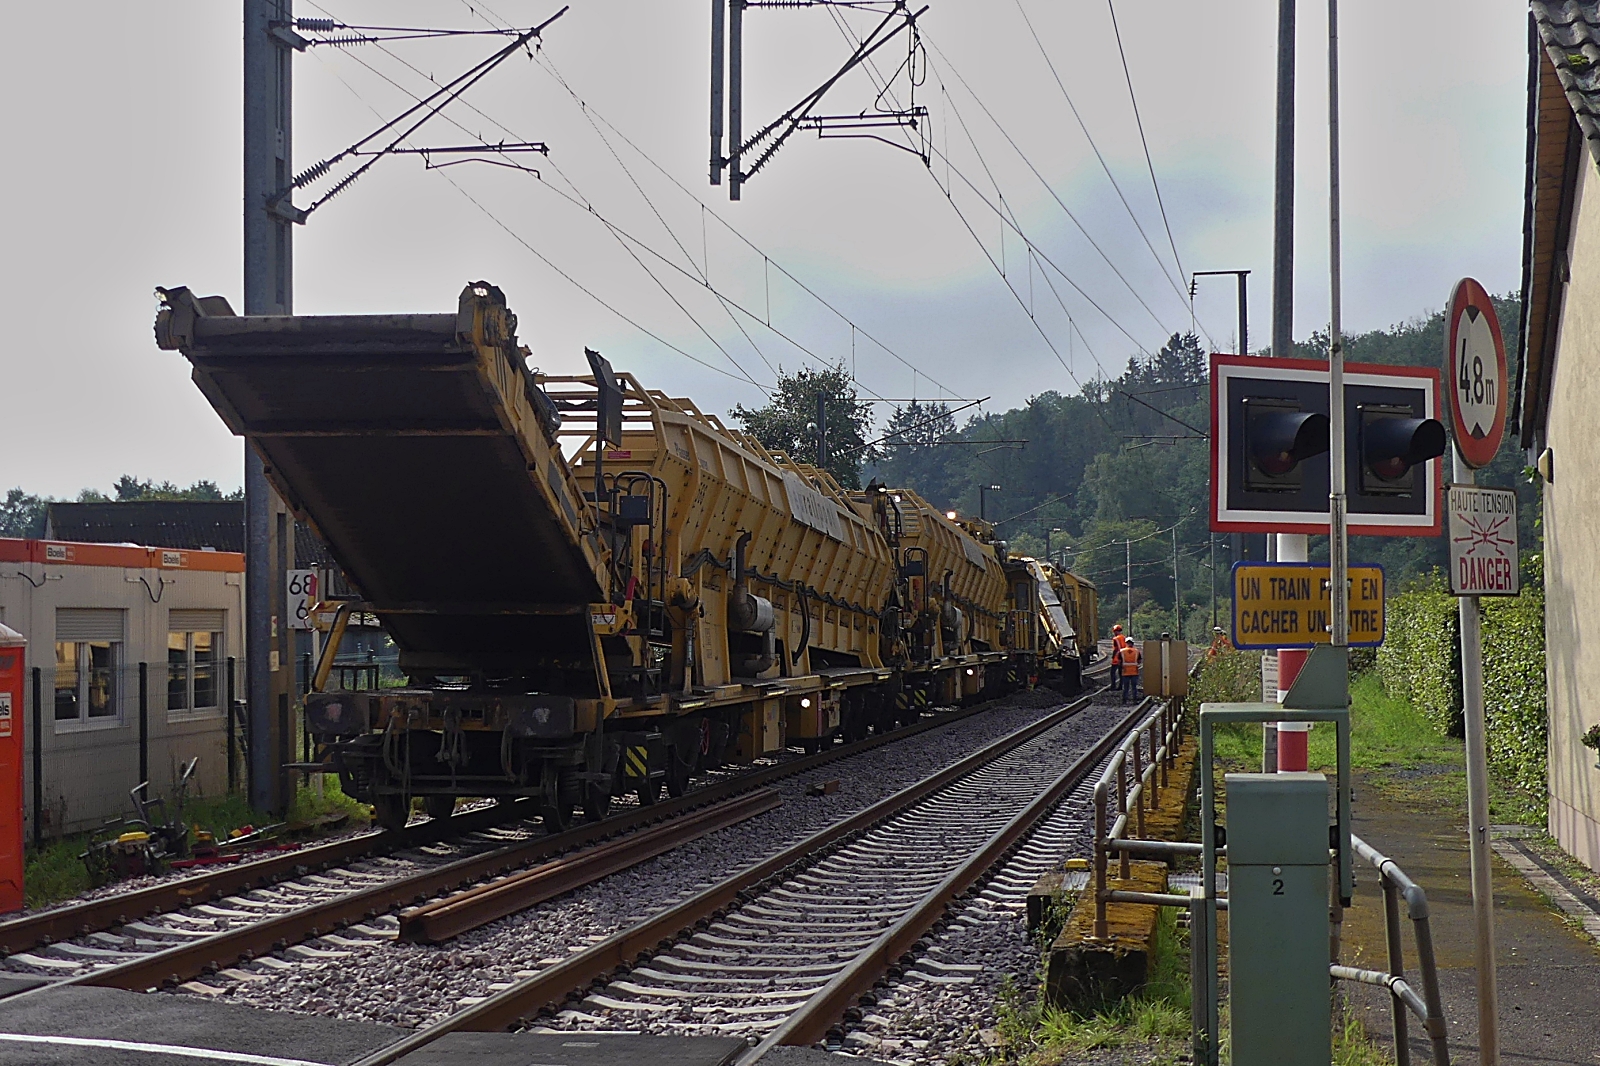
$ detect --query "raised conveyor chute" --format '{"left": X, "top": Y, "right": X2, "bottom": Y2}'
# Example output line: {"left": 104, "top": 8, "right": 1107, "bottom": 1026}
{"left": 155, "top": 282, "right": 607, "bottom": 672}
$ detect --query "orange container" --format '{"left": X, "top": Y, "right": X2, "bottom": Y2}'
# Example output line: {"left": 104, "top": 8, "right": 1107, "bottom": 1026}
{"left": 0, "top": 624, "right": 24, "bottom": 914}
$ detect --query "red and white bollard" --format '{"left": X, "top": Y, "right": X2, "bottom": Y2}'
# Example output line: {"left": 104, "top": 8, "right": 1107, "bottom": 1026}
{"left": 1276, "top": 534, "right": 1311, "bottom": 773}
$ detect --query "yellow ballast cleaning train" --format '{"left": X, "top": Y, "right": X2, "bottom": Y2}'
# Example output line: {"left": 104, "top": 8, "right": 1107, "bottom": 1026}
{"left": 155, "top": 282, "right": 1096, "bottom": 830}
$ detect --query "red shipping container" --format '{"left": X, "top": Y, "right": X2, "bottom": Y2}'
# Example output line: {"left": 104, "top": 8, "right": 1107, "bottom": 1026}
{"left": 0, "top": 624, "right": 23, "bottom": 914}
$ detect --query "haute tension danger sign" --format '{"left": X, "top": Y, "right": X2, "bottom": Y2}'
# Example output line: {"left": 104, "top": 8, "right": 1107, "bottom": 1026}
{"left": 1448, "top": 485, "right": 1520, "bottom": 596}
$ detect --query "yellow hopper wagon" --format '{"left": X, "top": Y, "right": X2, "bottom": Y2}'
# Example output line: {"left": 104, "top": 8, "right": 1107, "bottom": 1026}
{"left": 156, "top": 282, "right": 899, "bottom": 830}
{"left": 849, "top": 484, "right": 1014, "bottom": 714}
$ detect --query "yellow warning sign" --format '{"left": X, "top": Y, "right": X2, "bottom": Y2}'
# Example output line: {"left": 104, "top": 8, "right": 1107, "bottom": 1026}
{"left": 1231, "top": 563, "right": 1385, "bottom": 649}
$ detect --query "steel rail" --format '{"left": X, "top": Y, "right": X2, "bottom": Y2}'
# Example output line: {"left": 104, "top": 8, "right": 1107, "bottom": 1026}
{"left": 68, "top": 689, "right": 1084, "bottom": 992}
{"left": 4, "top": 678, "right": 1074, "bottom": 959}
{"left": 397, "top": 787, "right": 782, "bottom": 943}
{"left": 347, "top": 691, "right": 1101, "bottom": 1066}
{"left": 0, "top": 797, "right": 542, "bottom": 956}
{"left": 746, "top": 697, "right": 1148, "bottom": 1056}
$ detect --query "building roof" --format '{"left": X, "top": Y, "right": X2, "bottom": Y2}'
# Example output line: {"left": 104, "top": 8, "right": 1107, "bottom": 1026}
{"left": 1518, "top": 4, "right": 1600, "bottom": 449}
{"left": 46, "top": 500, "right": 244, "bottom": 552}
{"left": 1533, "top": 3, "right": 1600, "bottom": 157}
{"left": 44, "top": 501, "right": 338, "bottom": 570}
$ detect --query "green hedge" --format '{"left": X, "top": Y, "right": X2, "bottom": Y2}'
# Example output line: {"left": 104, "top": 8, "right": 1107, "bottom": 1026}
{"left": 1481, "top": 558, "right": 1547, "bottom": 797}
{"left": 1375, "top": 560, "right": 1547, "bottom": 799}
{"left": 1375, "top": 579, "right": 1462, "bottom": 735}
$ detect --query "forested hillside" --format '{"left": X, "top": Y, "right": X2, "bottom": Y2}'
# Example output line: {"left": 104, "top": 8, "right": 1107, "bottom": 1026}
{"left": 859, "top": 296, "right": 1539, "bottom": 641}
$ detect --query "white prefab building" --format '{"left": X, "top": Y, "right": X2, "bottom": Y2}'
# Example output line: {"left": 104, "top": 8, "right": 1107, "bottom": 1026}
{"left": 0, "top": 538, "right": 245, "bottom": 835}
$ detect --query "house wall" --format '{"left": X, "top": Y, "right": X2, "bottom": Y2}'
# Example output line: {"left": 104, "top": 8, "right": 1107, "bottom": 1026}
{"left": 0, "top": 539, "right": 245, "bottom": 835}
{"left": 1544, "top": 159, "right": 1600, "bottom": 871}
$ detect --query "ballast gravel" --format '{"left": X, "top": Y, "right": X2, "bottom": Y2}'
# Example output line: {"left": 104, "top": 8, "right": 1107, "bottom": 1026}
{"left": 187, "top": 687, "right": 1132, "bottom": 1047}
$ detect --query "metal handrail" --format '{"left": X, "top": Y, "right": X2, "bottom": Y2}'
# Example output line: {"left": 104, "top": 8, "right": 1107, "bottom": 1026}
{"left": 1337, "top": 833, "right": 1451, "bottom": 1065}
{"left": 1092, "top": 696, "right": 1193, "bottom": 937}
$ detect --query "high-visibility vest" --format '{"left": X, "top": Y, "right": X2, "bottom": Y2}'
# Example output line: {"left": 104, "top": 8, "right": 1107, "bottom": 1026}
{"left": 1117, "top": 644, "right": 1141, "bottom": 676}
{"left": 1112, "top": 633, "right": 1129, "bottom": 654}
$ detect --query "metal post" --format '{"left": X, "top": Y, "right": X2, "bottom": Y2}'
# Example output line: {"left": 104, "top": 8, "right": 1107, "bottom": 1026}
{"left": 279, "top": 694, "right": 292, "bottom": 811}
{"left": 226, "top": 657, "right": 237, "bottom": 793}
{"left": 1116, "top": 758, "right": 1130, "bottom": 878}
{"left": 1328, "top": 0, "right": 1349, "bottom": 650}
{"left": 1125, "top": 538, "right": 1133, "bottom": 635}
{"left": 816, "top": 393, "right": 827, "bottom": 473}
{"left": 1272, "top": 0, "right": 1296, "bottom": 361}
{"left": 710, "top": 0, "right": 725, "bottom": 184}
{"left": 1410, "top": 905, "right": 1452, "bottom": 1066}
{"left": 138, "top": 662, "right": 149, "bottom": 787}
{"left": 728, "top": 0, "right": 743, "bottom": 200}
{"left": 1210, "top": 534, "right": 1217, "bottom": 629}
{"left": 1158, "top": 715, "right": 1169, "bottom": 789}
{"left": 1190, "top": 887, "right": 1212, "bottom": 1065}
{"left": 1237, "top": 270, "right": 1249, "bottom": 356}
{"left": 1455, "top": 454, "right": 1499, "bottom": 1065}
{"left": 1326, "top": 0, "right": 1351, "bottom": 983}
{"left": 1093, "top": 784, "right": 1108, "bottom": 937}
{"left": 30, "top": 667, "right": 41, "bottom": 849}
{"left": 245, "top": 0, "right": 295, "bottom": 814}
{"left": 1383, "top": 877, "right": 1413, "bottom": 1066}
{"left": 1131, "top": 739, "right": 1145, "bottom": 837}
{"left": 1192, "top": 270, "right": 1250, "bottom": 355}
{"left": 301, "top": 652, "right": 312, "bottom": 763}
{"left": 1172, "top": 525, "right": 1180, "bottom": 637}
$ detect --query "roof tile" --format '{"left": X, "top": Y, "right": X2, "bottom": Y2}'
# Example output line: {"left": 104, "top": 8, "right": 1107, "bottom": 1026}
{"left": 1534, "top": 1, "right": 1600, "bottom": 162}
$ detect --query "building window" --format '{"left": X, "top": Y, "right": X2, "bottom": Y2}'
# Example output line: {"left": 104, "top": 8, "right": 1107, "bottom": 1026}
{"left": 168, "top": 630, "right": 222, "bottom": 714}
{"left": 55, "top": 641, "right": 119, "bottom": 723}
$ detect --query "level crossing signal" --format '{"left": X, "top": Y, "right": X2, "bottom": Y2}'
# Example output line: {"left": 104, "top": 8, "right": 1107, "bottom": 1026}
{"left": 1241, "top": 399, "right": 1329, "bottom": 492}
{"left": 1210, "top": 355, "right": 1447, "bottom": 536}
{"left": 1358, "top": 405, "right": 1447, "bottom": 496}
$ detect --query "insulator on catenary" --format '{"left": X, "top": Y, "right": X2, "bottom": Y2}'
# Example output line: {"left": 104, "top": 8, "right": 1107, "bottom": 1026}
{"left": 317, "top": 169, "right": 363, "bottom": 206}
{"left": 292, "top": 158, "right": 334, "bottom": 189}
{"left": 324, "top": 34, "right": 377, "bottom": 47}
{"left": 295, "top": 18, "right": 338, "bottom": 31}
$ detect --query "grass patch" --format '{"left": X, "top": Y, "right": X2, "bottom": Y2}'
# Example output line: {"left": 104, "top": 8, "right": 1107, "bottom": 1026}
{"left": 1200, "top": 669, "right": 1541, "bottom": 826}
{"left": 992, "top": 906, "right": 1191, "bottom": 1065}
{"left": 1211, "top": 673, "right": 1460, "bottom": 775}
{"left": 1332, "top": 1000, "right": 1391, "bottom": 1066}
{"left": 22, "top": 776, "right": 370, "bottom": 909}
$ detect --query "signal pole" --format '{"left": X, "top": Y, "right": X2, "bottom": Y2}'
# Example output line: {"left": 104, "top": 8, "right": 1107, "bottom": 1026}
{"left": 1268, "top": 0, "right": 1311, "bottom": 772}
{"left": 244, "top": 0, "right": 296, "bottom": 813}
{"left": 1272, "top": 0, "right": 1296, "bottom": 361}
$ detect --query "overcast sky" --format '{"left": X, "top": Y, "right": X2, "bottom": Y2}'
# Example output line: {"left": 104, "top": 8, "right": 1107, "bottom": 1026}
{"left": 0, "top": 1, "right": 1526, "bottom": 498}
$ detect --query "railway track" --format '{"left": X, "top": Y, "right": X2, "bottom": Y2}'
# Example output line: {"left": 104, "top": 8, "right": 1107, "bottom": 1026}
{"left": 345, "top": 687, "right": 1141, "bottom": 1065}
{"left": 0, "top": 673, "right": 1106, "bottom": 990}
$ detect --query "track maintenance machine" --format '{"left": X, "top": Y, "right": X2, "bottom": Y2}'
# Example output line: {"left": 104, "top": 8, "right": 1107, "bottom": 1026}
{"left": 155, "top": 282, "right": 1024, "bottom": 830}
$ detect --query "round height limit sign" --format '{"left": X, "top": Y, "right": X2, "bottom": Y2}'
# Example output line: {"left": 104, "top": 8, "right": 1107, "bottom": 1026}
{"left": 1445, "top": 278, "right": 1508, "bottom": 468}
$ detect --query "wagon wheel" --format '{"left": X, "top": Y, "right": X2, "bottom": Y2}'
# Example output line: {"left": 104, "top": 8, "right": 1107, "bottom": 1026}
{"left": 373, "top": 792, "right": 410, "bottom": 832}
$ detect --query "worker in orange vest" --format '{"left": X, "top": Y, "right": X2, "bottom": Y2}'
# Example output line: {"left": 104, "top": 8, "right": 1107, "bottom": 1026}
{"left": 1115, "top": 639, "right": 1142, "bottom": 703}
{"left": 1111, "top": 623, "right": 1128, "bottom": 658}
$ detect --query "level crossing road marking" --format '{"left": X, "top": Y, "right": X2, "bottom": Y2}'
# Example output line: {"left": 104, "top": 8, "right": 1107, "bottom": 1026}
{"left": 0, "top": 1032, "right": 334, "bottom": 1065}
